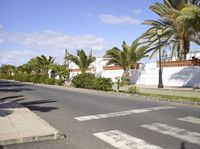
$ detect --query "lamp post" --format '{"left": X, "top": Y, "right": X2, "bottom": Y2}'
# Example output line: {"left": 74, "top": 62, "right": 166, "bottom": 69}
{"left": 65, "top": 49, "right": 70, "bottom": 81}
{"left": 157, "top": 29, "right": 164, "bottom": 88}
{"left": 65, "top": 49, "right": 68, "bottom": 67}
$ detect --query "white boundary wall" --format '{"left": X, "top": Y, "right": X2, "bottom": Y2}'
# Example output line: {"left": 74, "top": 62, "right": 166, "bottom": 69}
{"left": 136, "top": 63, "right": 200, "bottom": 87}
{"left": 69, "top": 57, "right": 200, "bottom": 88}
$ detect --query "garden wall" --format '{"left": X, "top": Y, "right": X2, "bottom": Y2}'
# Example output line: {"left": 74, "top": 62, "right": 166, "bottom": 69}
{"left": 69, "top": 58, "right": 200, "bottom": 87}
{"left": 137, "top": 63, "right": 200, "bottom": 87}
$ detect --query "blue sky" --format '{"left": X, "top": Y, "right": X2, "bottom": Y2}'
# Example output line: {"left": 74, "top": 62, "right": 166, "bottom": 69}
{"left": 2, "top": 0, "right": 195, "bottom": 66}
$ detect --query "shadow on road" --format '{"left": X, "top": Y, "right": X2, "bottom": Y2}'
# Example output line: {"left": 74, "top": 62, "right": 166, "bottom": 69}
{"left": 0, "top": 88, "right": 34, "bottom": 93}
{"left": 0, "top": 80, "right": 34, "bottom": 93}
{"left": 0, "top": 109, "right": 13, "bottom": 117}
{"left": 0, "top": 80, "right": 58, "bottom": 115}
{"left": 20, "top": 99, "right": 58, "bottom": 112}
{"left": 0, "top": 95, "right": 24, "bottom": 101}
{"left": 0, "top": 82, "right": 25, "bottom": 88}
{"left": 0, "top": 98, "right": 58, "bottom": 117}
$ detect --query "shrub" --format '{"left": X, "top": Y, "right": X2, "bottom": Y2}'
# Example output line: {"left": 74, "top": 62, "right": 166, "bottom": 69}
{"left": 13, "top": 74, "right": 30, "bottom": 82}
{"left": 0, "top": 74, "right": 13, "bottom": 80}
{"left": 28, "top": 75, "right": 40, "bottom": 83}
{"left": 95, "top": 77, "right": 113, "bottom": 91}
{"left": 127, "top": 86, "right": 139, "bottom": 94}
{"left": 115, "top": 77, "right": 124, "bottom": 92}
{"left": 72, "top": 73, "right": 96, "bottom": 89}
{"left": 56, "top": 79, "right": 65, "bottom": 86}
{"left": 72, "top": 73, "right": 113, "bottom": 91}
{"left": 44, "top": 78, "right": 56, "bottom": 85}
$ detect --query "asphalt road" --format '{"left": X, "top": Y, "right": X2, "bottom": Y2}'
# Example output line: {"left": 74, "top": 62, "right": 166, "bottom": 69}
{"left": 1, "top": 80, "right": 200, "bottom": 149}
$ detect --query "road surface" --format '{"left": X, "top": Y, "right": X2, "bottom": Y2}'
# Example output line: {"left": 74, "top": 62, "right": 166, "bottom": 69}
{"left": 0, "top": 80, "right": 200, "bottom": 149}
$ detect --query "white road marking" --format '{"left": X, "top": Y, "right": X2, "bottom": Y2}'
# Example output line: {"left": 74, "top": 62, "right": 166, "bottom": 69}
{"left": 74, "top": 106, "right": 175, "bottom": 121}
{"left": 142, "top": 123, "right": 200, "bottom": 146}
{"left": 93, "top": 130, "right": 163, "bottom": 149}
{"left": 177, "top": 117, "right": 200, "bottom": 125}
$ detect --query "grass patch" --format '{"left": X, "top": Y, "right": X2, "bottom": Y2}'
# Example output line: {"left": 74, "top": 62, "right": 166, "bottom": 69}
{"left": 138, "top": 92, "right": 200, "bottom": 102}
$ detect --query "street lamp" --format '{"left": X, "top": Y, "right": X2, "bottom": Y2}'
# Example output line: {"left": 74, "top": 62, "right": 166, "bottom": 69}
{"left": 157, "top": 29, "right": 164, "bottom": 88}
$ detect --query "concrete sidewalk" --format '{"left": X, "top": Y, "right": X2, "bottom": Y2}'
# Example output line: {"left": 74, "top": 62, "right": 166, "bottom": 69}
{"left": 0, "top": 101, "right": 65, "bottom": 146}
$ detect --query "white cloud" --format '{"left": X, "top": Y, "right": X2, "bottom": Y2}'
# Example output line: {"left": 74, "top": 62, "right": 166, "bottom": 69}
{"left": 0, "top": 49, "right": 35, "bottom": 64}
{"left": 0, "top": 29, "right": 108, "bottom": 66}
{"left": 98, "top": 14, "right": 141, "bottom": 25}
{"left": 9, "top": 31, "right": 106, "bottom": 51}
{"left": 132, "top": 8, "right": 143, "bottom": 15}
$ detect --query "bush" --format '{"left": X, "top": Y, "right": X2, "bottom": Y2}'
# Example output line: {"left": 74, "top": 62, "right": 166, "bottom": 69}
{"left": 0, "top": 74, "right": 14, "bottom": 80}
{"left": 72, "top": 73, "right": 96, "bottom": 89}
{"left": 71, "top": 73, "right": 113, "bottom": 91}
{"left": 13, "top": 74, "right": 47, "bottom": 83}
{"left": 127, "top": 86, "right": 139, "bottom": 94}
{"left": 44, "top": 78, "right": 56, "bottom": 85}
{"left": 56, "top": 79, "right": 65, "bottom": 86}
{"left": 95, "top": 77, "right": 113, "bottom": 91}
{"left": 115, "top": 77, "right": 124, "bottom": 92}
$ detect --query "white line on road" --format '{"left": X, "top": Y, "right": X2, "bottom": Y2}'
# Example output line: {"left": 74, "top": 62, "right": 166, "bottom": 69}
{"left": 93, "top": 130, "right": 163, "bottom": 149}
{"left": 177, "top": 117, "right": 200, "bottom": 125}
{"left": 142, "top": 123, "right": 200, "bottom": 146}
{"left": 74, "top": 106, "right": 175, "bottom": 121}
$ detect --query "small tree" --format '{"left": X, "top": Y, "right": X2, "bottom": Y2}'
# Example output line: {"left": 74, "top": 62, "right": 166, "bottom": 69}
{"left": 104, "top": 39, "right": 148, "bottom": 84}
{"left": 67, "top": 49, "right": 96, "bottom": 74}
{"left": 53, "top": 64, "right": 69, "bottom": 80}
{"left": 36, "top": 55, "right": 55, "bottom": 75}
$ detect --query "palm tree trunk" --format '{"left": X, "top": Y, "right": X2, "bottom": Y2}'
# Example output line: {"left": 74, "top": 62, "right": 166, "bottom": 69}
{"left": 179, "top": 39, "right": 188, "bottom": 60}
{"left": 133, "top": 64, "right": 138, "bottom": 85}
{"left": 81, "top": 68, "right": 85, "bottom": 74}
{"left": 122, "top": 70, "right": 130, "bottom": 85}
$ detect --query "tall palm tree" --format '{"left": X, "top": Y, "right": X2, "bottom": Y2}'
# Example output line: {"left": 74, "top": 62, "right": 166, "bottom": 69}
{"left": 142, "top": 0, "right": 200, "bottom": 60}
{"left": 67, "top": 50, "right": 96, "bottom": 74}
{"left": 104, "top": 39, "right": 148, "bottom": 84}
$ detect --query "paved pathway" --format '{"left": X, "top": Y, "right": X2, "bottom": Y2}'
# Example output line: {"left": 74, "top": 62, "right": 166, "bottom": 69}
{"left": 0, "top": 101, "right": 64, "bottom": 146}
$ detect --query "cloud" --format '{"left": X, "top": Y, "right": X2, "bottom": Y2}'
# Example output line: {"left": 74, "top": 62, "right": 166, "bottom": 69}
{"left": 0, "top": 29, "right": 108, "bottom": 66}
{"left": 9, "top": 31, "right": 106, "bottom": 51}
{"left": 98, "top": 14, "right": 141, "bottom": 25}
{"left": 132, "top": 8, "right": 143, "bottom": 15}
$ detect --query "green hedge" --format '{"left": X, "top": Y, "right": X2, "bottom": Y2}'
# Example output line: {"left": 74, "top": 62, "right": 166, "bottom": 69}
{"left": 72, "top": 73, "right": 96, "bottom": 89}
{"left": 0, "top": 73, "right": 64, "bottom": 86}
{"left": 71, "top": 73, "right": 113, "bottom": 91}
{"left": 95, "top": 77, "right": 113, "bottom": 91}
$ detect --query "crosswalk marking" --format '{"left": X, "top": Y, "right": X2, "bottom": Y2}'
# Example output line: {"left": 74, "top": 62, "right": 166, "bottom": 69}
{"left": 177, "top": 117, "right": 200, "bottom": 125}
{"left": 142, "top": 123, "right": 200, "bottom": 146}
{"left": 74, "top": 106, "right": 175, "bottom": 121}
{"left": 93, "top": 130, "right": 163, "bottom": 149}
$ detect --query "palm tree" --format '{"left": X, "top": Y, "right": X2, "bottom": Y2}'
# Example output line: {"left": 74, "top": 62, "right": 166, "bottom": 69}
{"left": 36, "top": 55, "right": 55, "bottom": 75}
{"left": 142, "top": 0, "right": 200, "bottom": 60}
{"left": 104, "top": 39, "right": 148, "bottom": 84}
{"left": 67, "top": 50, "right": 96, "bottom": 74}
